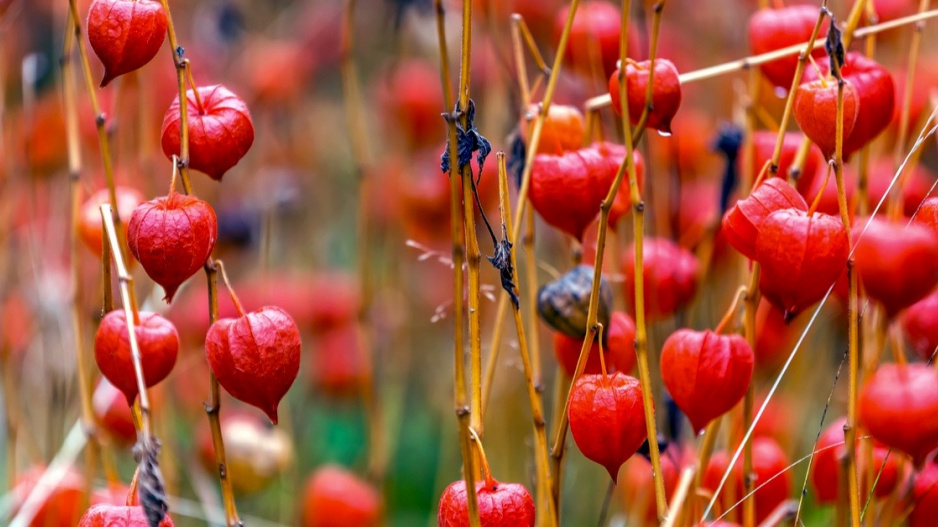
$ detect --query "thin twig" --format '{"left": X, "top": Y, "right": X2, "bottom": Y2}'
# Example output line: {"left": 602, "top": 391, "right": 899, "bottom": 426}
{"left": 548, "top": 0, "right": 668, "bottom": 519}
{"left": 66, "top": 0, "right": 124, "bottom": 251}
{"left": 583, "top": 9, "right": 938, "bottom": 110}
{"left": 495, "top": 153, "right": 557, "bottom": 525}
{"left": 433, "top": 1, "right": 481, "bottom": 524}
{"left": 62, "top": 14, "right": 115, "bottom": 491}
{"left": 340, "top": 0, "right": 384, "bottom": 485}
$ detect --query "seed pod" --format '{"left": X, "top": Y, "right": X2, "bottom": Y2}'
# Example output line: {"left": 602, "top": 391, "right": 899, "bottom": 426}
{"left": 747, "top": 131, "right": 823, "bottom": 195}
{"left": 703, "top": 438, "right": 790, "bottom": 524}
{"left": 568, "top": 372, "right": 647, "bottom": 481}
{"left": 197, "top": 412, "right": 294, "bottom": 495}
{"left": 793, "top": 79, "right": 860, "bottom": 159}
{"left": 911, "top": 463, "right": 938, "bottom": 527}
{"left": 520, "top": 103, "right": 585, "bottom": 155}
{"left": 87, "top": 0, "right": 167, "bottom": 87}
{"left": 438, "top": 479, "right": 535, "bottom": 527}
{"left": 529, "top": 143, "right": 643, "bottom": 241}
{"left": 78, "top": 504, "right": 174, "bottom": 526}
{"left": 128, "top": 192, "right": 218, "bottom": 303}
{"left": 852, "top": 217, "right": 938, "bottom": 317}
{"left": 755, "top": 209, "right": 848, "bottom": 319}
{"left": 810, "top": 417, "right": 899, "bottom": 504}
{"left": 13, "top": 466, "right": 86, "bottom": 527}
{"left": 78, "top": 187, "right": 144, "bottom": 257}
{"left": 722, "top": 178, "right": 808, "bottom": 261}
{"left": 205, "top": 306, "right": 301, "bottom": 424}
{"left": 748, "top": 5, "right": 829, "bottom": 88}
{"left": 623, "top": 237, "right": 699, "bottom": 320}
{"left": 861, "top": 363, "right": 938, "bottom": 464}
{"left": 94, "top": 380, "right": 136, "bottom": 445}
{"left": 609, "top": 59, "right": 683, "bottom": 134}
{"left": 901, "top": 290, "right": 938, "bottom": 361}
{"left": 94, "top": 310, "right": 179, "bottom": 405}
{"left": 160, "top": 85, "right": 255, "bottom": 181}
{"left": 803, "top": 52, "right": 896, "bottom": 157}
{"left": 553, "top": 311, "right": 636, "bottom": 377}
{"left": 302, "top": 465, "right": 381, "bottom": 527}
{"left": 557, "top": 1, "right": 638, "bottom": 78}
{"left": 661, "top": 329, "right": 753, "bottom": 434}
{"left": 537, "top": 265, "right": 613, "bottom": 340}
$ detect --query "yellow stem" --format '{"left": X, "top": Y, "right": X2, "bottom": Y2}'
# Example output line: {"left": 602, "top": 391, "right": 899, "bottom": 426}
{"left": 583, "top": 9, "right": 938, "bottom": 110}
{"left": 434, "top": 0, "right": 481, "bottom": 524}
{"left": 495, "top": 153, "right": 557, "bottom": 526}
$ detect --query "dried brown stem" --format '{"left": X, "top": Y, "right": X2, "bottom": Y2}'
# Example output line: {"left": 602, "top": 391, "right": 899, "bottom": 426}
{"left": 548, "top": 0, "right": 668, "bottom": 519}
{"left": 340, "top": 0, "right": 384, "bottom": 484}
{"left": 202, "top": 262, "right": 243, "bottom": 527}
{"left": 99, "top": 205, "right": 150, "bottom": 438}
{"left": 66, "top": 0, "right": 124, "bottom": 250}
{"left": 583, "top": 9, "right": 938, "bottom": 111}
{"left": 433, "top": 0, "right": 481, "bottom": 523}
{"left": 495, "top": 153, "right": 557, "bottom": 526}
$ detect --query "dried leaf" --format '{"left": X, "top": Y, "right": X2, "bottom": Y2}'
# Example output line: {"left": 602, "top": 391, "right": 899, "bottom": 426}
{"left": 133, "top": 438, "right": 169, "bottom": 527}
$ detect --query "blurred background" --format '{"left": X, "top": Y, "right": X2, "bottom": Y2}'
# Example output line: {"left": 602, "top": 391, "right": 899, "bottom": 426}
{"left": 0, "top": 0, "right": 936, "bottom": 525}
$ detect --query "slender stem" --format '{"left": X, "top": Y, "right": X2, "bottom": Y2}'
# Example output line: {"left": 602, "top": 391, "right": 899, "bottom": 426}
{"left": 481, "top": 12, "right": 550, "bottom": 415}
{"left": 183, "top": 60, "right": 205, "bottom": 114}
{"left": 66, "top": 0, "right": 124, "bottom": 251}
{"left": 715, "top": 287, "right": 748, "bottom": 335}
{"left": 340, "top": 0, "right": 383, "bottom": 484}
{"left": 549, "top": 0, "right": 667, "bottom": 519}
{"left": 691, "top": 418, "right": 722, "bottom": 521}
{"left": 495, "top": 153, "right": 557, "bottom": 526}
{"left": 450, "top": 0, "right": 486, "bottom": 445}
{"left": 515, "top": 15, "right": 551, "bottom": 78}
{"left": 433, "top": 1, "right": 480, "bottom": 524}
{"left": 154, "top": 1, "right": 243, "bottom": 521}
{"left": 214, "top": 260, "right": 245, "bottom": 317}
{"left": 524, "top": 209, "right": 541, "bottom": 388}
{"left": 583, "top": 9, "right": 938, "bottom": 110}
{"left": 480, "top": 295, "right": 508, "bottom": 414}
{"left": 767, "top": 7, "right": 830, "bottom": 178}
{"left": 509, "top": 0, "right": 580, "bottom": 245}
{"left": 630, "top": 1, "right": 667, "bottom": 143}
{"left": 888, "top": 0, "right": 930, "bottom": 217}
{"left": 740, "top": 263, "right": 761, "bottom": 527}
{"left": 467, "top": 428, "right": 496, "bottom": 488}
{"left": 834, "top": 76, "right": 862, "bottom": 527}
{"left": 99, "top": 205, "right": 151, "bottom": 439}
{"left": 202, "top": 262, "right": 244, "bottom": 527}
{"left": 158, "top": 0, "right": 194, "bottom": 185}
{"left": 664, "top": 467, "right": 696, "bottom": 527}
{"left": 62, "top": 17, "right": 109, "bottom": 496}
{"left": 742, "top": 67, "right": 761, "bottom": 196}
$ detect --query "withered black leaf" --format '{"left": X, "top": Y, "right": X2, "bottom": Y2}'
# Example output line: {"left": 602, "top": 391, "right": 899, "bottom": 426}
{"left": 441, "top": 99, "right": 492, "bottom": 184}
{"left": 825, "top": 16, "right": 845, "bottom": 80}
{"left": 133, "top": 438, "right": 169, "bottom": 527}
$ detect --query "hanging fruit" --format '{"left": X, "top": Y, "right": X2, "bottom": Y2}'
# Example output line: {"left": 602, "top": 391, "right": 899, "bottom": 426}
{"left": 205, "top": 305, "right": 301, "bottom": 423}
{"left": 94, "top": 310, "right": 179, "bottom": 405}
{"left": 609, "top": 58, "right": 683, "bottom": 134}
{"left": 859, "top": 363, "right": 938, "bottom": 464}
{"left": 755, "top": 209, "right": 848, "bottom": 319}
{"left": 160, "top": 85, "right": 255, "bottom": 181}
{"left": 660, "top": 328, "right": 753, "bottom": 434}
{"left": 128, "top": 192, "right": 218, "bottom": 303}
{"left": 568, "top": 371, "right": 647, "bottom": 481}
{"left": 87, "top": 0, "right": 168, "bottom": 87}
